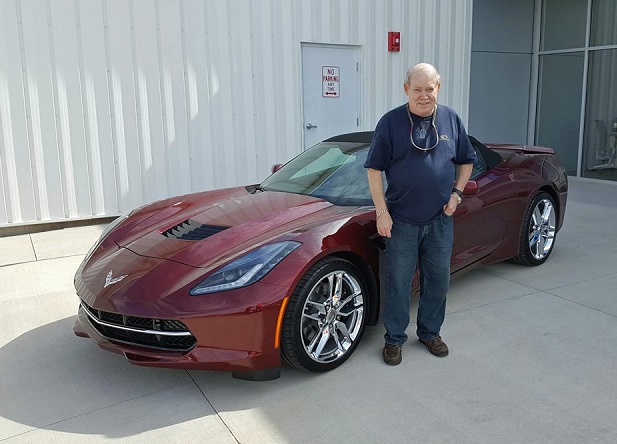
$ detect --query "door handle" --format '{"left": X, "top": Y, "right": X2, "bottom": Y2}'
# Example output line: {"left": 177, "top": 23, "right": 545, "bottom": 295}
{"left": 305, "top": 123, "right": 318, "bottom": 130}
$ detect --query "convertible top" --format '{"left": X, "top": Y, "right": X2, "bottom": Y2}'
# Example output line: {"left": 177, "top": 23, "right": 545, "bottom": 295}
{"left": 325, "top": 131, "right": 374, "bottom": 144}
{"left": 324, "top": 131, "right": 503, "bottom": 171}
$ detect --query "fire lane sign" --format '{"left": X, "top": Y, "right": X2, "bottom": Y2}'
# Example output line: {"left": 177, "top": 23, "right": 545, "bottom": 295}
{"left": 322, "top": 66, "right": 340, "bottom": 98}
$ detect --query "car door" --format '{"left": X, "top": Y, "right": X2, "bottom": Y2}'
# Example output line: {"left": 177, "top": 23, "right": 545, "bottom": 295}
{"left": 451, "top": 143, "right": 513, "bottom": 273}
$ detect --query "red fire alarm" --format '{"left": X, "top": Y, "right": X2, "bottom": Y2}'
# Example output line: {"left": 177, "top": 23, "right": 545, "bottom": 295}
{"left": 388, "top": 32, "right": 400, "bottom": 52}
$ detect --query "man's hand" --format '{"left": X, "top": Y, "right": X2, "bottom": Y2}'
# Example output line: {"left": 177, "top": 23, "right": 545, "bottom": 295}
{"left": 443, "top": 193, "right": 460, "bottom": 216}
{"left": 377, "top": 211, "right": 393, "bottom": 238}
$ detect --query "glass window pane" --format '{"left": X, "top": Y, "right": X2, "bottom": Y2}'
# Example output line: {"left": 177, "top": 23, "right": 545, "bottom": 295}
{"left": 582, "top": 49, "right": 617, "bottom": 180}
{"left": 591, "top": 0, "right": 617, "bottom": 46}
{"left": 540, "top": 0, "right": 587, "bottom": 51}
{"left": 536, "top": 53, "right": 585, "bottom": 175}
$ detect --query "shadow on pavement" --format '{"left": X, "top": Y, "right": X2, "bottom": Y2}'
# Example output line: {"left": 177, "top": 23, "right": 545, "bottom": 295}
{"left": 0, "top": 317, "right": 210, "bottom": 438}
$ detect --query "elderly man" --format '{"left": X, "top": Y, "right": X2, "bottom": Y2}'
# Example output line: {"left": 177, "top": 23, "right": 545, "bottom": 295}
{"left": 364, "top": 63, "right": 476, "bottom": 365}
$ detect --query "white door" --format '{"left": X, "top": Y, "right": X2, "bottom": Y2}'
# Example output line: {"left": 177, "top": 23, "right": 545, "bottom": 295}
{"left": 301, "top": 44, "right": 360, "bottom": 150}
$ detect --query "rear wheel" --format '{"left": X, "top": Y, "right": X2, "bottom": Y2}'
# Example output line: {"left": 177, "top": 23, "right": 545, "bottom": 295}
{"left": 281, "top": 257, "right": 367, "bottom": 372}
{"left": 511, "top": 192, "right": 557, "bottom": 266}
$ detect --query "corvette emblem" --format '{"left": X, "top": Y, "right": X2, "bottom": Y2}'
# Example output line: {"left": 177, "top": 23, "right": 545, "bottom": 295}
{"left": 104, "top": 270, "right": 128, "bottom": 288}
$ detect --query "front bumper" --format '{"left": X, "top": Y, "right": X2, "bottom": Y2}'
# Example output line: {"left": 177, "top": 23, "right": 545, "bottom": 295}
{"left": 73, "top": 297, "right": 284, "bottom": 377}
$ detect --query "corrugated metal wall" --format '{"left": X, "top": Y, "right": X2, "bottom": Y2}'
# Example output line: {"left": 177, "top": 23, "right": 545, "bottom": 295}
{"left": 0, "top": 0, "right": 473, "bottom": 227}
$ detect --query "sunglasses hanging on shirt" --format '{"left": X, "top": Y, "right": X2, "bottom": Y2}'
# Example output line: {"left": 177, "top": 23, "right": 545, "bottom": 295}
{"left": 407, "top": 104, "right": 439, "bottom": 151}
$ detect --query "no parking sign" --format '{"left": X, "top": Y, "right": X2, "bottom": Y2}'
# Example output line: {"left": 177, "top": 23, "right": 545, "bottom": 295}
{"left": 322, "top": 66, "right": 340, "bottom": 98}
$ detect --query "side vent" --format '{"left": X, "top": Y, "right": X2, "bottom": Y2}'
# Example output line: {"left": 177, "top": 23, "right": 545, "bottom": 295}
{"left": 161, "top": 219, "right": 229, "bottom": 240}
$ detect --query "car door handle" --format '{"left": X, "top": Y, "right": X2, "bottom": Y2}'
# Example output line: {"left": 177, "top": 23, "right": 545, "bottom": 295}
{"left": 305, "top": 123, "right": 318, "bottom": 130}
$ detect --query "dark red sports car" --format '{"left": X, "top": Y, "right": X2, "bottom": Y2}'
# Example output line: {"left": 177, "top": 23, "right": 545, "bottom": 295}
{"left": 74, "top": 132, "right": 567, "bottom": 380}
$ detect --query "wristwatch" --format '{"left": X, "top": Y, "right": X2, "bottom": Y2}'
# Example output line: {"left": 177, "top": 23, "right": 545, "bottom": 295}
{"left": 451, "top": 188, "right": 463, "bottom": 204}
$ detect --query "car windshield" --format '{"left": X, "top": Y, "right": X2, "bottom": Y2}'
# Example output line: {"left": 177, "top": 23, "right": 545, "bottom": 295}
{"left": 260, "top": 142, "right": 373, "bottom": 206}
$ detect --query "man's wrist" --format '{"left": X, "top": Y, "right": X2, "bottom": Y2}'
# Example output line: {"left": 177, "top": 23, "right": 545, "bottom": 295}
{"left": 376, "top": 208, "right": 389, "bottom": 219}
{"left": 452, "top": 187, "right": 464, "bottom": 198}
{"left": 451, "top": 192, "right": 462, "bottom": 204}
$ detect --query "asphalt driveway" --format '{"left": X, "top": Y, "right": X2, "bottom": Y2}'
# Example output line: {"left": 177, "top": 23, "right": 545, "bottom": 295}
{"left": 1, "top": 177, "right": 616, "bottom": 443}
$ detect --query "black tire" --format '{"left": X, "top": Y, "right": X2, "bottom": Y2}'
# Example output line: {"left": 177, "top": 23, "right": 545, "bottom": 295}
{"left": 511, "top": 192, "right": 557, "bottom": 266}
{"left": 281, "top": 257, "right": 368, "bottom": 372}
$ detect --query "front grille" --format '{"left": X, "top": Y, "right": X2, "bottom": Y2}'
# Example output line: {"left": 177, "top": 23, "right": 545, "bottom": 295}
{"left": 161, "top": 219, "right": 228, "bottom": 240}
{"left": 81, "top": 301, "right": 197, "bottom": 352}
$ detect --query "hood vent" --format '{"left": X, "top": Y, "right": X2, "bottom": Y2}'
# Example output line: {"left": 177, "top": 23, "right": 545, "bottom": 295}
{"left": 161, "top": 219, "right": 229, "bottom": 241}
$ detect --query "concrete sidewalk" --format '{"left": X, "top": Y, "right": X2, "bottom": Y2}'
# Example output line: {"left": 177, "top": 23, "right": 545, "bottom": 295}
{"left": 1, "top": 177, "right": 616, "bottom": 443}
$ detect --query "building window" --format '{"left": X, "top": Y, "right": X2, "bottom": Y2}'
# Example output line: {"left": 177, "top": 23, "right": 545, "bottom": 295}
{"left": 536, "top": 53, "right": 585, "bottom": 175}
{"left": 537, "top": 0, "right": 617, "bottom": 181}
{"left": 582, "top": 49, "right": 617, "bottom": 179}
{"left": 540, "top": 0, "right": 587, "bottom": 51}
{"left": 591, "top": 0, "right": 617, "bottom": 46}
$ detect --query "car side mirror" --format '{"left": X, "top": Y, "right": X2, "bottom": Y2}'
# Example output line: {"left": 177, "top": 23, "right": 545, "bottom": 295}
{"left": 464, "top": 180, "right": 478, "bottom": 195}
{"left": 271, "top": 164, "right": 283, "bottom": 174}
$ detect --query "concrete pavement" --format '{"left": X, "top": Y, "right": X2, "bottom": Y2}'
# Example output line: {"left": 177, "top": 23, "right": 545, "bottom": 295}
{"left": 1, "top": 177, "right": 617, "bottom": 443}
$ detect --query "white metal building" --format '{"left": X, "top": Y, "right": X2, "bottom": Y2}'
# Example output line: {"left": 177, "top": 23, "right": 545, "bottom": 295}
{"left": 0, "top": 0, "right": 473, "bottom": 227}
{"left": 3, "top": 0, "right": 616, "bottom": 230}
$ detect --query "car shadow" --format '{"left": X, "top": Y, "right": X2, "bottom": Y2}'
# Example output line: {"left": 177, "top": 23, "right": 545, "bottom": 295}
{"left": 0, "top": 316, "right": 220, "bottom": 438}
{"left": 1, "top": 287, "right": 484, "bottom": 441}
{"left": 2, "top": 316, "right": 378, "bottom": 439}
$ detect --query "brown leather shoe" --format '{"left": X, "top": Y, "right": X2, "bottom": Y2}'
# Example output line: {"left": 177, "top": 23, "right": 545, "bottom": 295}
{"left": 419, "top": 336, "right": 449, "bottom": 357}
{"left": 383, "top": 343, "right": 402, "bottom": 365}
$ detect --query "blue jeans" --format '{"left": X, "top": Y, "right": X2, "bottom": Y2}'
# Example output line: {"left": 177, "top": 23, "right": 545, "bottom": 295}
{"left": 383, "top": 212, "right": 453, "bottom": 345}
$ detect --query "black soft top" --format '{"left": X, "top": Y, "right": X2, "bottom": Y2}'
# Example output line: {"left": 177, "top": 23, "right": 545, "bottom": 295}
{"left": 325, "top": 131, "right": 502, "bottom": 170}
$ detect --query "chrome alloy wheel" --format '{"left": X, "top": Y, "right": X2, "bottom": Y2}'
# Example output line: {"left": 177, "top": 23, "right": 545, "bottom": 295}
{"left": 528, "top": 197, "right": 556, "bottom": 260}
{"left": 300, "top": 270, "right": 365, "bottom": 364}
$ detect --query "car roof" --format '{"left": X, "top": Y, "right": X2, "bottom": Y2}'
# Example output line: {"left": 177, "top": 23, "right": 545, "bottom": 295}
{"left": 323, "top": 131, "right": 503, "bottom": 171}
{"left": 324, "top": 131, "right": 374, "bottom": 144}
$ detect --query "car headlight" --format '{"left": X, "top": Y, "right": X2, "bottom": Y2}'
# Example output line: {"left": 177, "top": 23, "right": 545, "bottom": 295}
{"left": 189, "top": 241, "right": 301, "bottom": 295}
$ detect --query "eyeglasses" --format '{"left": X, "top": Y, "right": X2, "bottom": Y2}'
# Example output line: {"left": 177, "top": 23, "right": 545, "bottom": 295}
{"left": 407, "top": 105, "right": 439, "bottom": 151}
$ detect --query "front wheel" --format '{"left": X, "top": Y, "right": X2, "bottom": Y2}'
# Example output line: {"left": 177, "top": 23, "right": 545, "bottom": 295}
{"left": 511, "top": 192, "right": 557, "bottom": 266}
{"left": 281, "top": 257, "right": 367, "bottom": 372}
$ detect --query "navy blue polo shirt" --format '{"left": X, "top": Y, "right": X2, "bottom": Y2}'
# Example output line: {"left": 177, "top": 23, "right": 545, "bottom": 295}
{"left": 364, "top": 103, "right": 477, "bottom": 224}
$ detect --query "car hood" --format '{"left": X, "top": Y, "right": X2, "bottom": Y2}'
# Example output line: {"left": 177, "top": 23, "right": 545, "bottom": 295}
{"left": 110, "top": 188, "right": 358, "bottom": 268}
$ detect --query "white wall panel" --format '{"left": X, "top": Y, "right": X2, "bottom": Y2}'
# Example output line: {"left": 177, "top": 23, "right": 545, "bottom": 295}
{"left": 0, "top": 0, "right": 37, "bottom": 223}
{"left": 182, "top": 0, "right": 214, "bottom": 192}
{"left": 205, "top": 1, "right": 238, "bottom": 188}
{"left": 159, "top": 0, "right": 192, "bottom": 197}
{"left": 49, "top": 0, "right": 90, "bottom": 218}
{"left": 21, "top": 0, "right": 63, "bottom": 220}
{"left": 132, "top": 0, "right": 166, "bottom": 204}
{"left": 106, "top": 0, "right": 143, "bottom": 213}
{"left": 0, "top": 0, "right": 473, "bottom": 227}
{"left": 77, "top": 0, "right": 117, "bottom": 215}
{"left": 229, "top": 1, "right": 259, "bottom": 184}
{"left": 251, "top": 0, "right": 280, "bottom": 179}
